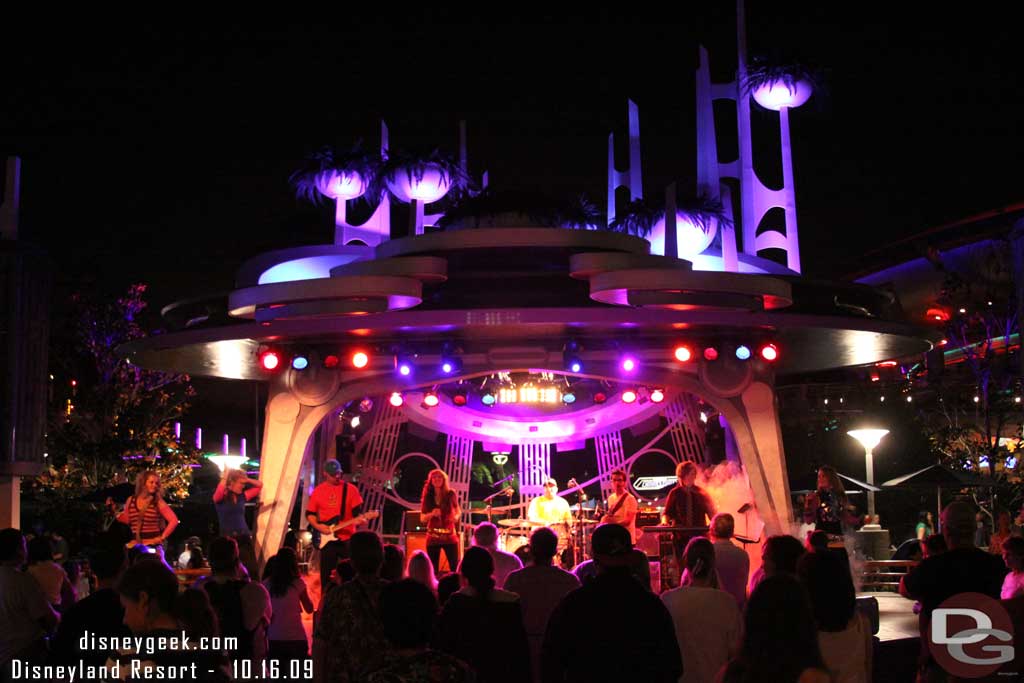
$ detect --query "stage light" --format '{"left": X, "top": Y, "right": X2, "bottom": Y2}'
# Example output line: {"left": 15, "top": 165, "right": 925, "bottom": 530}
{"left": 735, "top": 345, "right": 751, "bottom": 361}
{"left": 323, "top": 354, "right": 341, "bottom": 369}
{"left": 351, "top": 351, "right": 369, "bottom": 369}
{"left": 593, "top": 391, "right": 607, "bottom": 404}
{"left": 759, "top": 344, "right": 778, "bottom": 362}
{"left": 481, "top": 391, "right": 497, "bottom": 406}
{"left": 350, "top": 416, "right": 360, "bottom": 429}
{"left": 452, "top": 391, "right": 468, "bottom": 406}
{"left": 358, "top": 398, "right": 374, "bottom": 413}
{"left": 621, "top": 356, "right": 637, "bottom": 373}
{"left": 388, "top": 392, "right": 404, "bottom": 408}
{"left": 650, "top": 389, "right": 665, "bottom": 403}
{"left": 440, "top": 343, "right": 463, "bottom": 375}
{"left": 703, "top": 347, "right": 718, "bottom": 361}
{"left": 423, "top": 391, "right": 440, "bottom": 408}
{"left": 291, "top": 355, "right": 309, "bottom": 370}
{"left": 564, "top": 340, "right": 584, "bottom": 374}
{"left": 562, "top": 391, "right": 576, "bottom": 404}
{"left": 674, "top": 345, "right": 692, "bottom": 362}
{"left": 260, "top": 350, "right": 281, "bottom": 371}
{"left": 622, "top": 389, "right": 637, "bottom": 404}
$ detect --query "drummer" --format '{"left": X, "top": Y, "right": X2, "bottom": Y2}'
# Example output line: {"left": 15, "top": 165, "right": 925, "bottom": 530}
{"left": 527, "top": 477, "right": 573, "bottom": 528}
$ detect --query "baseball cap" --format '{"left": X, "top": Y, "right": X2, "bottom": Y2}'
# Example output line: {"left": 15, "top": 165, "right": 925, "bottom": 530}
{"left": 324, "top": 459, "right": 343, "bottom": 476}
{"left": 591, "top": 523, "right": 632, "bottom": 559}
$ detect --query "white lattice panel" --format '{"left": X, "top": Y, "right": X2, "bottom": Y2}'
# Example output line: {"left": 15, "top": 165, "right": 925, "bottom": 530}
{"left": 356, "top": 401, "right": 407, "bottom": 533}
{"left": 517, "top": 442, "right": 551, "bottom": 511}
{"left": 594, "top": 431, "right": 627, "bottom": 501}
{"left": 662, "top": 393, "right": 707, "bottom": 465}
{"left": 444, "top": 434, "right": 475, "bottom": 525}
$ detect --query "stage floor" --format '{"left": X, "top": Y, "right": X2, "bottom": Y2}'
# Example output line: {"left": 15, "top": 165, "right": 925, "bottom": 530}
{"left": 862, "top": 591, "right": 919, "bottom": 642}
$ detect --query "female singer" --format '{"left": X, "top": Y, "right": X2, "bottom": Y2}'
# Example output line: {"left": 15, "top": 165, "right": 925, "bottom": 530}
{"left": 805, "top": 466, "right": 848, "bottom": 537}
{"left": 115, "top": 470, "right": 179, "bottom": 557}
{"left": 420, "top": 468, "right": 461, "bottom": 573}
{"left": 214, "top": 468, "right": 263, "bottom": 580}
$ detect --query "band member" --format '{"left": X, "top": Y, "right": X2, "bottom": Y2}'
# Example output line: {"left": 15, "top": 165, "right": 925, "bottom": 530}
{"left": 663, "top": 461, "right": 715, "bottom": 566}
{"left": 805, "top": 466, "right": 854, "bottom": 545}
{"left": 603, "top": 469, "right": 638, "bottom": 543}
{"left": 421, "top": 468, "right": 461, "bottom": 573}
{"left": 527, "top": 477, "right": 572, "bottom": 527}
{"left": 113, "top": 470, "right": 179, "bottom": 557}
{"left": 306, "top": 458, "right": 365, "bottom": 592}
{"left": 214, "top": 468, "right": 263, "bottom": 580}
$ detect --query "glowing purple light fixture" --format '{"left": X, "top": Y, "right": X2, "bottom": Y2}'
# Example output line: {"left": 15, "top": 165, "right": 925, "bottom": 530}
{"left": 621, "top": 356, "right": 637, "bottom": 373}
{"left": 316, "top": 170, "right": 366, "bottom": 200}
{"left": 751, "top": 79, "right": 813, "bottom": 111}
{"left": 386, "top": 164, "right": 453, "bottom": 203}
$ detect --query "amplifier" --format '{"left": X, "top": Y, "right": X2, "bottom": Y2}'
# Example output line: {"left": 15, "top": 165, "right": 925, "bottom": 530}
{"left": 636, "top": 509, "right": 661, "bottom": 528}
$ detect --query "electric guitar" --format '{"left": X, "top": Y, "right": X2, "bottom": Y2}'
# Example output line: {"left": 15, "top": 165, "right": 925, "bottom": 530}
{"left": 317, "top": 510, "right": 380, "bottom": 549}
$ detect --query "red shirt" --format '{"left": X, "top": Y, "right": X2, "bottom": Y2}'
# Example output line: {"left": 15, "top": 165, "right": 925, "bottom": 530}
{"left": 308, "top": 482, "right": 363, "bottom": 541}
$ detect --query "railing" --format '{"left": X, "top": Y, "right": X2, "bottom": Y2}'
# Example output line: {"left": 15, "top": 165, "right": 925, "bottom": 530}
{"left": 175, "top": 567, "right": 211, "bottom": 589}
{"left": 860, "top": 560, "right": 918, "bottom": 591}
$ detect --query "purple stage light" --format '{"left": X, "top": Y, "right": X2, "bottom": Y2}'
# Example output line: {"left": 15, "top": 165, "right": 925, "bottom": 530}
{"left": 621, "top": 356, "right": 637, "bottom": 373}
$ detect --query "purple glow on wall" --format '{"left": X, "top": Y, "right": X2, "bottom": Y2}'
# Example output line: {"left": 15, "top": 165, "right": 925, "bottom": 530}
{"left": 223, "top": 434, "right": 229, "bottom": 454}
{"left": 649, "top": 212, "right": 718, "bottom": 258}
{"left": 196, "top": 427, "right": 202, "bottom": 450}
{"left": 174, "top": 422, "right": 181, "bottom": 439}
{"left": 751, "top": 80, "right": 813, "bottom": 111}
{"left": 241, "top": 438, "right": 246, "bottom": 458}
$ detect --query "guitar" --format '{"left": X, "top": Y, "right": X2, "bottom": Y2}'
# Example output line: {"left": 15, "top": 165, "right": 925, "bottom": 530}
{"left": 317, "top": 510, "right": 380, "bottom": 549}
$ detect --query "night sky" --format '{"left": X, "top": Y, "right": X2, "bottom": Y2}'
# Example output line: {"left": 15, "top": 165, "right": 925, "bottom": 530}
{"left": 3, "top": 8, "right": 1023, "bottom": 449}
{"left": 4, "top": 7, "right": 1022, "bottom": 304}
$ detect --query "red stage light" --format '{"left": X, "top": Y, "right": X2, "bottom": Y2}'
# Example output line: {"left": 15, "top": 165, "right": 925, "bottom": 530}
{"left": 674, "top": 346, "right": 692, "bottom": 362}
{"left": 593, "top": 392, "right": 607, "bottom": 404}
{"left": 423, "top": 392, "right": 440, "bottom": 408}
{"left": 351, "top": 351, "right": 370, "bottom": 369}
{"left": 703, "top": 347, "right": 719, "bottom": 361}
{"left": 650, "top": 389, "right": 665, "bottom": 403}
{"left": 452, "top": 392, "right": 468, "bottom": 406}
{"left": 260, "top": 351, "right": 281, "bottom": 371}
{"left": 876, "top": 360, "right": 898, "bottom": 368}
{"left": 388, "top": 392, "right": 404, "bottom": 408}
{"left": 622, "top": 389, "right": 637, "bottom": 404}
{"left": 759, "top": 344, "right": 778, "bottom": 362}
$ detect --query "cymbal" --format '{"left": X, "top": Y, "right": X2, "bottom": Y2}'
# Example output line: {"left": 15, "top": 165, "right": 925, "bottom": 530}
{"left": 497, "top": 518, "right": 539, "bottom": 528}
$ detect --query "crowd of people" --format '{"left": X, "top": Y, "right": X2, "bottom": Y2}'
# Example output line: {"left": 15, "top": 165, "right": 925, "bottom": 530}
{"left": 8, "top": 456, "right": 1024, "bottom": 682}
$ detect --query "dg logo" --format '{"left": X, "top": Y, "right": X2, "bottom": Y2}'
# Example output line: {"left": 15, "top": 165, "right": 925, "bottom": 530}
{"left": 928, "top": 593, "right": 1015, "bottom": 678}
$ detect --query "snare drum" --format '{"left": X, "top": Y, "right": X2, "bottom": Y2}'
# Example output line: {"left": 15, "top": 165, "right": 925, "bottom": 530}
{"left": 501, "top": 532, "right": 529, "bottom": 555}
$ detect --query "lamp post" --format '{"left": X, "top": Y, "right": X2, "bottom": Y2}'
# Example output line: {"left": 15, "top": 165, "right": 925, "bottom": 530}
{"left": 847, "top": 429, "right": 889, "bottom": 518}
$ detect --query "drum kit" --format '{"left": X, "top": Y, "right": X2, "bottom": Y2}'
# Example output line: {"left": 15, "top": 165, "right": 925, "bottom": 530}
{"left": 494, "top": 512, "right": 599, "bottom": 568}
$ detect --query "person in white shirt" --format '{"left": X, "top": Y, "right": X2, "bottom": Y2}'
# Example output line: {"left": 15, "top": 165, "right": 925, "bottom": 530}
{"left": 472, "top": 522, "right": 523, "bottom": 588}
{"left": 176, "top": 536, "right": 201, "bottom": 570}
{"left": 527, "top": 478, "right": 572, "bottom": 528}
{"left": 602, "top": 469, "right": 638, "bottom": 543}
{"left": 661, "top": 537, "right": 742, "bottom": 683}
{"left": 709, "top": 513, "right": 750, "bottom": 610}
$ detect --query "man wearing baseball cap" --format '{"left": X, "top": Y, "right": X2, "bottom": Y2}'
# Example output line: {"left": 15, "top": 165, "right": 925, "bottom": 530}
{"left": 541, "top": 523, "right": 682, "bottom": 682}
{"left": 306, "top": 459, "right": 366, "bottom": 593}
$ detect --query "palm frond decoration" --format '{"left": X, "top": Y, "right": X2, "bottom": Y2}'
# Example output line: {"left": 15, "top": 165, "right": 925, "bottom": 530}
{"left": 742, "top": 56, "right": 825, "bottom": 96}
{"left": 676, "top": 194, "right": 732, "bottom": 234}
{"left": 609, "top": 199, "right": 662, "bottom": 237}
{"left": 436, "top": 189, "right": 604, "bottom": 230}
{"left": 290, "top": 142, "right": 381, "bottom": 204}
{"left": 376, "top": 148, "right": 472, "bottom": 203}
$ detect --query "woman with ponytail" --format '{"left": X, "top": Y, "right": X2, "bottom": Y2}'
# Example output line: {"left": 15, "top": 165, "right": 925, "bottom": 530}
{"left": 660, "top": 537, "right": 742, "bottom": 683}
{"left": 435, "top": 546, "right": 530, "bottom": 682}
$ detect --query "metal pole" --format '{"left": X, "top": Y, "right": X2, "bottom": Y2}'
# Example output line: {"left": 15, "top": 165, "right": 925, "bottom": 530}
{"left": 865, "top": 447, "right": 875, "bottom": 517}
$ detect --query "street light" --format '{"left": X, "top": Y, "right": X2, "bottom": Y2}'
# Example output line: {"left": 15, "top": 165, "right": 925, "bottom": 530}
{"left": 848, "top": 429, "right": 889, "bottom": 518}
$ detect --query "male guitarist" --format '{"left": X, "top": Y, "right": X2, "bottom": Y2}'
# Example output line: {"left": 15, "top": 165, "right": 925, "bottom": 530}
{"left": 307, "top": 459, "right": 366, "bottom": 592}
{"left": 602, "top": 469, "right": 638, "bottom": 543}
